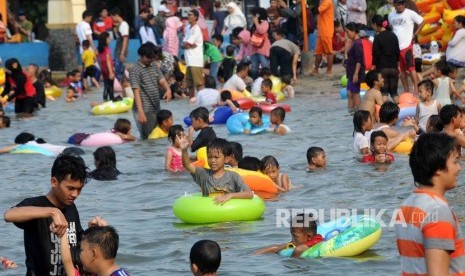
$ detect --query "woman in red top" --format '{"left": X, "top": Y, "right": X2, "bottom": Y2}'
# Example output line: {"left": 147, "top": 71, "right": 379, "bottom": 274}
{"left": 2, "top": 58, "right": 36, "bottom": 117}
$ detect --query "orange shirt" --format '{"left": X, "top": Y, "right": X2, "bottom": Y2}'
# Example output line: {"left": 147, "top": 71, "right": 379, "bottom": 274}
{"left": 317, "top": 0, "right": 334, "bottom": 37}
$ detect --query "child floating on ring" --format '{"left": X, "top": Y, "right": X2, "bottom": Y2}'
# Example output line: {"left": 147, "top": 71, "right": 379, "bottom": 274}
{"left": 255, "top": 213, "right": 323, "bottom": 257}
{"left": 260, "top": 155, "right": 291, "bottom": 192}
{"left": 179, "top": 136, "right": 253, "bottom": 204}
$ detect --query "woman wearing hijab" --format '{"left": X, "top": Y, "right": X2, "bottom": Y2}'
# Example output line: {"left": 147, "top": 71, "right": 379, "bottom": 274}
{"left": 222, "top": 2, "right": 247, "bottom": 36}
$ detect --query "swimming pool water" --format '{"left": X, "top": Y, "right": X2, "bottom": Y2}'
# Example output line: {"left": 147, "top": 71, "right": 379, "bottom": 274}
{"left": 1, "top": 87, "right": 465, "bottom": 275}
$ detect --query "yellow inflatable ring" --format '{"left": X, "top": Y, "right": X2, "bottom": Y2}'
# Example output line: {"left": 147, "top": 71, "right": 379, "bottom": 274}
{"left": 0, "top": 68, "right": 5, "bottom": 86}
{"left": 393, "top": 137, "right": 414, "bottom": 154}
{"left": 91, "top": 98, "right": 134, "bottom": 115}
{"left": 45, "top": 85, "right": 63, "bottom": 98}
{"left": 227, "top": 167, "right": 278, "bottom": 198}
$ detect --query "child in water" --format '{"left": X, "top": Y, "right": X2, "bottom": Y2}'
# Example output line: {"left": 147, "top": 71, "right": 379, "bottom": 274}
{"left": 190, "top": 240, "right": 221, "bottom": 276}
{"left": 148, "top": 109, "right": 174, "bottom": 139}
{"left": 244, "top": 107, "right": 264, "bottom": 135}
{"left": 238, "top": 156, "right": 261, "bottom": 171}
{"left": 112, "top": 118, "right": 137, "bottom": 142}
{"left": 260, "top": 155, "right": 291, "bottom": 192}
{"left": 180, "top": 137, "right": 253, "bottom": 203}
{"left": 0, "top": 115, "right": 11, "bottom": 128}
{"left": 165, "top": 125, "right": 185, "bottom": 172}
{"left": 216, "top": 90, "right": 240, "bottom": 113}
{"left": 362, "top": 131, "right": 395, "bottom": 164}
{"left": 416, "top": 79, "right": 441, "bottom": 133}
{"left": 255, "top": 213, "right": 324, "bottom": 257}
{"left": 359, "top": 70, "right": 384, "bottom": 122}
{"left": 88, "top": 146, "right": 121, "bottom": 181}
{"left": 188, "top": 107, "right": 217, "bottom": 152}
{"left": 269, "top": 107, "right": 291, "bottom": 135}
{"left": 226, "top": 141, "right": 243, "bottom": 168}
{"left": 307, "top": 147, "right": 326, "bottom": 171}
{"left": 260, "top": 79, "right": 277, "bottom": 105}
{"left": 353, "top": 110, "right": 372, "bottom": 156}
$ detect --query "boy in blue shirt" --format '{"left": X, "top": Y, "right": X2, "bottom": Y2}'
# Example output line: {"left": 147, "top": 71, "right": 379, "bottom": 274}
{"left": 244, "top": 107, "right": 264, "bottom": 135}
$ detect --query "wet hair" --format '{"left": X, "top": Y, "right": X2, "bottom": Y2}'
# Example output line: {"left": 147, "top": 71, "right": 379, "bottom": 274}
{"left": 190, "top": 240, "right": 221, "bottom": 275}
{"left": 212, "top": 34, "right": 223, "bottom": 44}
{"left": 410, "top": 133, "right": 457, "bottom": 187}
{"left": 207, "top": 138, "right": 231, "bottom": 157}
{"left": 370, "top": 130, "right": 388, "bottom": 145}
{"left": 204, "top": 75, "right": 216, "bottom": 89}
{"left": 281, "top": 75, "right": 292, "bottom": 85}
{"left": 271, "top": 107, "right": 286, "bottom": 121}
{"left": 259, "top": 67, "right": 271, "bottom": 78}
{"left": 190, "top": 106, "right": 209, "bottom": 123}
{"left": 228, "top": 141, "right": 243, "bottom": 161}
{"left": 157, "top": 109, "right": 173, "bottom": 125}
{"left": 62, "top": 147, "right": 86, "bottom": 156}
{"left": 113, "top": 118, "right": 131, "bottom": 134}
{"left": 353, "top": 110, "right": 370, "bottom": 136}
{"left": 261, "top": 79, "right": 272, "bottom": 90}
{"left": 226, "top": 45, "right": 235, "bottom": 56}
{"left": 93, "top": 146, "right": 117, "bottom": 169}
{"left": 306, "top": 147, "right": 324, "bottom": 164}
{"left": 259, "top": 155, "right": 280, "bottom": 172}
{"left": 291, "top": 213, "right": 317, "bottom": 234}
{"left": 109, "top": 7, "right": 123, "bottom": 17}
{"left": 440, "top": 104, "right": 460, "bottom": 125}
{"left": 1, "top": 116, "right": 10, "bottom": 128}
{"left": 238, "top": 156, "right": 261, "bottom": 171}
{"left": 455, "top": 15, "right": 465, "bottom": 26}
{"left": 82, "top": 10, "right": 92, "bottom": 19}
{"left": 82, "top": 226, "right": 119, "bottom": 260}
{"left": 15, "top": 132, "right": 36, "bottom": 144}
{"left": 82, "top": 40, "right": 90, "bottom": 48}
{"left": 168, "top": 124, "right": 184, "bottom": 143}
{"left": 379, "top": 102, "right": 400, "bottom": 124}
{"left": 426, "top": 114, "right": 443, "bottom": 133}
{"left": 236, "top": 62, "right": 248, "bottom": 73}
{"left": 365, "top": 70, "right": 379, "bottom": 88}
{"left": 220, "top": 90, "right": 233, "bottom": 101}
{"left": 98, "top": 32, "right": 110, "bottom": 53}
{"left": 137, "top": 42, "right": 157, "bottom": 58}
{"left": 51, "top": 154, "right": 89, "bottom": 184}
{"left": 249, "top": 106, "right": 262, "bottom": 118}
{"left": 345, "top": 22, "right": 361, "bottom": 33}
{"left": 418, "top": 79, "right": 434, "bottom": 95}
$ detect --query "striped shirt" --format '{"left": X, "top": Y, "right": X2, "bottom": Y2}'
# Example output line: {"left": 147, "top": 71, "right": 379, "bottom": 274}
{"left": 129, "top": 61, "right": 163, "bottom": 114}
{"left": 395, "top": 189, "right": 465, "bottom": 276}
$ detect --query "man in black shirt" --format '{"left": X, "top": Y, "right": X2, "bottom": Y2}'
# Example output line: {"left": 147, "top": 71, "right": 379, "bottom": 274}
{"left": 4, "top": 154, "right": 107, "bottom": 276}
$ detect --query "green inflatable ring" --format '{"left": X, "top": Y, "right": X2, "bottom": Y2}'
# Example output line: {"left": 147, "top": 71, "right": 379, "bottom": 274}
{"left": 173, "top": 193, "right": 265, "bottom": 224}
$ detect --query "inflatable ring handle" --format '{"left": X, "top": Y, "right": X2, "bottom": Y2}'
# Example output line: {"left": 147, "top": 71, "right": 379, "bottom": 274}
{"left": 324, "top": 228, "right": 344, "bottom": 240}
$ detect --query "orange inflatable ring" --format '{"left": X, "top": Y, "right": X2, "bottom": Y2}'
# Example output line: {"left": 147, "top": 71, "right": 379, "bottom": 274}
{"left": 227, "top": 167, "right": 278, "bottom": 197}
{"left": 226, "top": 90, "right": 246, "bottom": 101}
{"left": 398, "top": 93, "right": 418, "bottom": 105}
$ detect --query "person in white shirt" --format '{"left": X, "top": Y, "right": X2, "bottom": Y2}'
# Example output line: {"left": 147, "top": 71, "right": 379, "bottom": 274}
{"left": 196, "top": 76, "right": 220, "bottom": 106}
{"left": 139, "top": 14, "right": 157, "bottom": 45}
{"left": 181, "top": 9, "right": 204, "bottom": 100}
{"left": 110, "top": 8, "right": 130, "bottom": 82}
{"left": 76, "top": 10, "right": 96, "bottom": 54}
{"left": 223, "top": 63, "right": 249, "bottom": 92}
{"left": 388, "top": 0, "right": 425, "bottom": 95}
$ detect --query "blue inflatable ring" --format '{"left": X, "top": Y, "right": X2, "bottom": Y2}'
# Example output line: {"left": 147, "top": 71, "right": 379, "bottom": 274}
{"left": 184, "top": 106, "right": 234, "bottom": 126}
{"left": 226, "top": 113, "right": 271, "bottom": 134}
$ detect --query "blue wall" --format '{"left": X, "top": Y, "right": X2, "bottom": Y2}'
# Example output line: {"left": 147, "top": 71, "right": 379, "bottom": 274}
{"left": 0, "top": 42, "right": 50, "bottom": 67}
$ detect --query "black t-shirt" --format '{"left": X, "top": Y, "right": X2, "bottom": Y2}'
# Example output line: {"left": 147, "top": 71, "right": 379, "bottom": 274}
{"left": 33, "top": 81, "right": 46, "bottom": 108}
{"left": 14, "top": 196, "right": 83, "bottom": 276}
{"left": 191, "top": 127, "right": 217, "bottom": 152}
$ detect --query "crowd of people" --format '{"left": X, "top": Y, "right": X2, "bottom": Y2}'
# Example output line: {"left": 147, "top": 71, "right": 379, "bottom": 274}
{"left": 0, "top": 9, "right": 34, "bottom": 43}
{"left": 4, "top": 0, "right": 465, "bottom": 275}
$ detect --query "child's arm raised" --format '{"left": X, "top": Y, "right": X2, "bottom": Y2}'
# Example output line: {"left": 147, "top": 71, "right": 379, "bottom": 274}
{"left": 60, "top": 233, "right": 76, "bottom": 276}
{"left": 180, "top": 134, "right": 196, "bottom": 174}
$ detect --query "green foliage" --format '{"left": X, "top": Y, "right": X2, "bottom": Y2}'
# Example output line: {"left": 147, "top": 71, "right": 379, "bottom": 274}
{"left": 18, "top": 0, "right": 48, "bottom": 24}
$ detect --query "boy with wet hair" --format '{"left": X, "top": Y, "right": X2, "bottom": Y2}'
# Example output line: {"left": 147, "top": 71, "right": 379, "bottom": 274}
{"left": 255, "top": 213, "right": 324, "bottom": 257}
{"left": 270, "top": 107, "right": 291, "bottom": 135}
{"left": 227, "top": 141, "right": 243, "bottom": 167}
{"left": 359, "top": 70, "right": 384, "bottom": 122}
{"left": 4, "top": 154, "right": 107, "bottom": 275}
{"left": 306, "top": 147, "right": 326, "bottom": 170}
{"left": 244, "top": 107, "right": 264, "bottom": 135}
{"left": 148, "top": 109, "right": 174, "bottom": 139}
{"left": 188, "top": 107, "right": 217, "bottom": 152}
{"left": 190, "top": 240, "right": 221, "bottom": 276}
{"left": 440, "top": 104, "right": 465, "bottom": 148}
{"left": 180, "top": 137, "right": 253, "bottom": 204}
{"left": 395, "top": 133, "right": 464, "bottom": 275}
{"left": 79, "top": 225, "right": 130, "bottom": 276}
